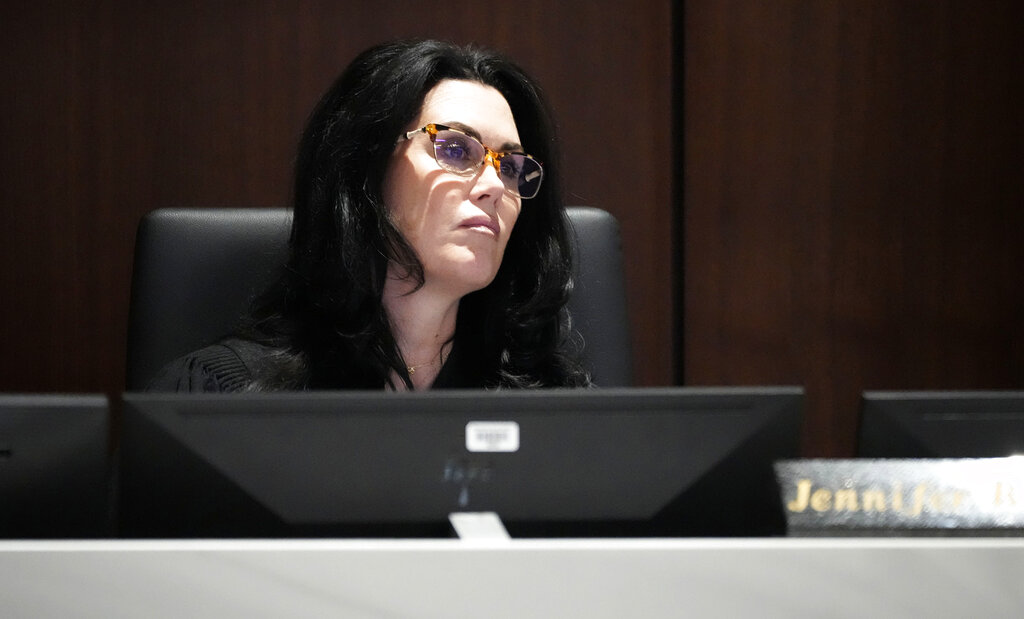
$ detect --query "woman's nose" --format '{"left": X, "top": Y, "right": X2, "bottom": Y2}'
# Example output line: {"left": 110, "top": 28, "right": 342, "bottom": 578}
{"left": 471, "top": 154, "right": 507, "bottom": 200}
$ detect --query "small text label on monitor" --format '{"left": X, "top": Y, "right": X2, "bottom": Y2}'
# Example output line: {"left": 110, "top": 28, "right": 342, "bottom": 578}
{"left": 466, "top": 422, "right": 519, "bottom": 453}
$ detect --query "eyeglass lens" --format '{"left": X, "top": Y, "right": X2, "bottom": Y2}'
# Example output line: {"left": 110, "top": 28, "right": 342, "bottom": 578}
{"left": 432, "top": 129, "right": 543, "bottom": 199}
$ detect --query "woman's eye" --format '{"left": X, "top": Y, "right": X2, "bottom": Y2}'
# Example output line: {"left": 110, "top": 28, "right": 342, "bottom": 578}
{"left": 439, "top": 138, "right": 473, "bottom": 162}
{"left": 499, "top": 158, "right": 522, "bottom": 178}
{"left": 442, "top": 144, "right": 466, "bottom": 160}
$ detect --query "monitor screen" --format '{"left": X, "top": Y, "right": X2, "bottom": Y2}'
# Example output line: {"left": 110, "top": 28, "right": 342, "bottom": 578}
{"left": 119, "top": 387, "right": 803, "bottom": 538}
{"left": 858, "top": 391, "right": 1024, "bottom": 458}
{"left": 0, "top": 394, "right": 112, "bottom": 538}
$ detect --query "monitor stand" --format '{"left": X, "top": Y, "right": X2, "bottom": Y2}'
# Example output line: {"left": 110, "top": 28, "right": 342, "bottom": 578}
{"left": 448, "top": 512, "right": 511, "bottom": 541}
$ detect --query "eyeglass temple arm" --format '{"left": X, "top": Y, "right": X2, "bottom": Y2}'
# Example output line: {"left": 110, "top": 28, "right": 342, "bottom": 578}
{"left": 396, "top": 127, "right": 426, "bottom": 145}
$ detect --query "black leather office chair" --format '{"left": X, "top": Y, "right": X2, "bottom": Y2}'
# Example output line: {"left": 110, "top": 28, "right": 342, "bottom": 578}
{"left": 126, "top": 206, "right": 632, "bottom": 389}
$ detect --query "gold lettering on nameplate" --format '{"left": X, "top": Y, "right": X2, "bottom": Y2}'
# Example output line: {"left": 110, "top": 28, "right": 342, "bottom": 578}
{"left": 777, "top": 459, "right": 1024, "bottom": 533}
{"left": 909, "top": 483, "right": 927, "bottom": 517}
{"left": 834, "top": 488, "right": 859, "bottom": 511}
{"left": 786, "top": 479, "right": 969, "bottom": 516}
{"left": 810, "top": 488, "right": 832, "bottom": 512}
{"left": 861, "top": 488, "right": 887, "bottom": 512}
{"left": 995, "top": 482, "right": 1017, "bottom": 507}
{"left": 786, "top": 479, "right": 812, "bottom": 512}
{"left": 892, "top": 481, "right": 903, "bottom": 512}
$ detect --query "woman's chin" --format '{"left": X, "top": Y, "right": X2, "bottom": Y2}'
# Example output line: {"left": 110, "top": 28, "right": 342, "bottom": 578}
{"left": 427, "top": 259, "right": 500, "bottom": 294}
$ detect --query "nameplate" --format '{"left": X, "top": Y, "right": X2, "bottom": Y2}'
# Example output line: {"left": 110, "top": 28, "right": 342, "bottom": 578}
{"left": 774, "top": 458, "right": 1024, "bottom": 536}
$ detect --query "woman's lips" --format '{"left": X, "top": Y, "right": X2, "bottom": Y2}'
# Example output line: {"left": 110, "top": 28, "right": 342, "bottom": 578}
{"left": 459, "top": 216, "right": 498, "bottom": 235}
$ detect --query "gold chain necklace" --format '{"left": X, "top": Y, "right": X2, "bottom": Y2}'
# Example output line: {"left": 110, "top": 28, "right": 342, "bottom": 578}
{"left": 406, "top": 345, "right": 450, "bottom": 376}
{"left": 407, "top": 357, "right": 439, "bottom": 375}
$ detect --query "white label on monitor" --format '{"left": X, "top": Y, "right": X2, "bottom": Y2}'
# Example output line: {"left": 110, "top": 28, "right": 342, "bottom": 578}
{"left": 466, "top": 421, "right": 520, "bottom": 453}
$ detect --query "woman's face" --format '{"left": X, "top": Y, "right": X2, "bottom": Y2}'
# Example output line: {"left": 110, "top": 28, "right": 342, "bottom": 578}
{"left": 384, "top": 79, "right": 524, "bottom": 297}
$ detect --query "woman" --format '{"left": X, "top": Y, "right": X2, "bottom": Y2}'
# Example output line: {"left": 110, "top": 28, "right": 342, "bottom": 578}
{"left": 150, "top": 39, "right": 590, "bottom": 392}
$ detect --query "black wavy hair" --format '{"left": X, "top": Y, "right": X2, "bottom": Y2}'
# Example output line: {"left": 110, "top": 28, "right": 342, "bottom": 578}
{"left": 243, "top": 39, "right": 589, "bottom": 390}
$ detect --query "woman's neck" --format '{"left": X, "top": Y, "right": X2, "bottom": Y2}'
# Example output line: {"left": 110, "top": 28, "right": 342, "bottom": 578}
{"left": 383, "top": 271, "right": 458, "bottom": 390}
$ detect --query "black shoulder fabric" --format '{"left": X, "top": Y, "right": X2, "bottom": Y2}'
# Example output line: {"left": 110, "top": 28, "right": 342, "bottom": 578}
{"left": 145, "top": 342, "right": 252, "bottom": 393}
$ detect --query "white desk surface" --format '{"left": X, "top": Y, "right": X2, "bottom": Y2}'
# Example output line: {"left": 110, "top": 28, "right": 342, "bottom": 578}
{"left": 2, "top": 537, "right": 1022, "bottom": 618}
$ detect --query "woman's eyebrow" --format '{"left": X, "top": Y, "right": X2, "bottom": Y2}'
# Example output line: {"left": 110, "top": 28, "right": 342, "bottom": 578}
{"left": 443, "top": 121, "right": 524, "bottom": 152}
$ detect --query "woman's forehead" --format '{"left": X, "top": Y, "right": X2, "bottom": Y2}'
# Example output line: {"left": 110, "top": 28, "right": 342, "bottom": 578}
{"left": 417, "top": 80, "right": 520, "bottom": 146}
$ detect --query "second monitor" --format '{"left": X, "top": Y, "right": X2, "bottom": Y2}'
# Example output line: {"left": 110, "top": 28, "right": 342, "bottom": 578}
{"left": 858, "top": 390, "right": 1024, "bottom": 458}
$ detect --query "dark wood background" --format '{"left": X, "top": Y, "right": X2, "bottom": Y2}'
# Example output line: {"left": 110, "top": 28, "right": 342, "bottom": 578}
{"left": 683, "top": 0, "right": 1023, "bottom": 455}
{"left": 2, "top": 1, "right": 1021, "bottom": 456}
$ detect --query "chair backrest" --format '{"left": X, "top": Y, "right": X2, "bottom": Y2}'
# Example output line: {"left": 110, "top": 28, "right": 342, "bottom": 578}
{"left": 126, "top": 206, "right": 632, "bottom": 390}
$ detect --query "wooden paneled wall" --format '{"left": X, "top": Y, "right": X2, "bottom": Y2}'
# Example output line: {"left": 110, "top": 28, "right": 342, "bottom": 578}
{"left": 0, "top": 2, "right": 674, "bottom": 395}
{"left": 684, "top": 0, "right": 1023, "bottom": 455}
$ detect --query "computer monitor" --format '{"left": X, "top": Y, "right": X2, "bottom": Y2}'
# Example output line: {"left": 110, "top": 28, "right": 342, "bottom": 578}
{"left": 858, "top": 390, "right": 1024, "bottom": 458}
{"left": 0, "top": 394, "right": 112, "bottom": 538}
{"left": 119, "top": 387, "right": 803, "bottom": 538}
